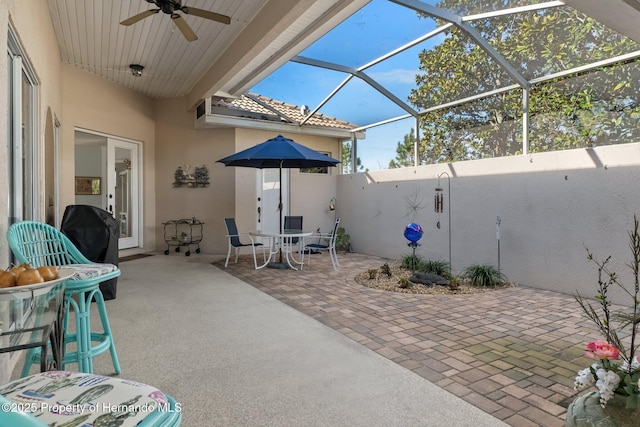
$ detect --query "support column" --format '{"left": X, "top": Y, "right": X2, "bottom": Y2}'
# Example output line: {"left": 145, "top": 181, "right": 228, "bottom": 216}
{"left": 414, "top": 117, "right": 420, "bottom": 167}
{"left": 522, "top": 87, "right": 530, "bottom": 155}
{"left": 351, "top": 134, "right": 357, "bottom": 174}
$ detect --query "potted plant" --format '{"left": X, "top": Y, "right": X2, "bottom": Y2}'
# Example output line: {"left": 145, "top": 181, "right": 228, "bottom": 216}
{"left": 567, "top": 216, "right": 640, "bottom": 426}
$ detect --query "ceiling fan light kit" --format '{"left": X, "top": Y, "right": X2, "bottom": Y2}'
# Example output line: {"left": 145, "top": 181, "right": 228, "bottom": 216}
{"left": 120, "top": 0, "right": 231, "bottom": 41}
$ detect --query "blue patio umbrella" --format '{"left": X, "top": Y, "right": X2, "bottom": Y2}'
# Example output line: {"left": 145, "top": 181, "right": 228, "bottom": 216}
{"left": 217, "top": 135, "right": 340, "bottom": 266}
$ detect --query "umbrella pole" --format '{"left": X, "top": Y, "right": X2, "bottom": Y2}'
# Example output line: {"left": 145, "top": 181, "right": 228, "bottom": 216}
{"left": 269, "top": 162, "right": 289, "bottom": 269}
{"left": 278, "top": 163, "right": 283, "bottom": 263}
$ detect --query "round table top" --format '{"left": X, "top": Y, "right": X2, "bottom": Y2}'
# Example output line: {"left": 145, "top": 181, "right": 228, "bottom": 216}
{"left": 250, "top": 230, "right": 313, "bottom": 238}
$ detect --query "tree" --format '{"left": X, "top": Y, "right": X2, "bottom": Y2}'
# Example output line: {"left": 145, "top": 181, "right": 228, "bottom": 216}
{"left": 342, "top": 141, "right": 364, "bottom": 173}
{"left": 391, "top": 1, "right": 640, "bottom": 167}
{"left": 388, "top": 130, "right": 419, "bottom": 168}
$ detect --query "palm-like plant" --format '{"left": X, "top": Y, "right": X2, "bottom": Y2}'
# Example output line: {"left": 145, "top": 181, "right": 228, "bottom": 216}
{"left": 463, "top": 264, "right": 505, "bottom": 287}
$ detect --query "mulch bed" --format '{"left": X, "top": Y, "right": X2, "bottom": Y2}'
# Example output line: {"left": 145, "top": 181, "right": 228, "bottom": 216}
{"left": 353, "top": 263, "right": 514, "bottom": 294}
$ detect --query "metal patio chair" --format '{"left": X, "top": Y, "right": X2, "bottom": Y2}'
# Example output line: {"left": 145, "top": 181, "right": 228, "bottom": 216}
{"left": 224, "top": 218, "right": 265, "bottom": 268}
{"left": 304, "top": 218, "right": 341, "bottom": 270}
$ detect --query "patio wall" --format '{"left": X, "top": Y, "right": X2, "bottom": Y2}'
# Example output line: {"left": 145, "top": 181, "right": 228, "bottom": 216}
{"left": 337, "top": 142, "right": 640, "bottom": 305}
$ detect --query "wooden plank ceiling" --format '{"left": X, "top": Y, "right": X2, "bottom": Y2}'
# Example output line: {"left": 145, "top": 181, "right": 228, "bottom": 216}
{"left": 47, "top": 0, "right": 367, "bottom": 102}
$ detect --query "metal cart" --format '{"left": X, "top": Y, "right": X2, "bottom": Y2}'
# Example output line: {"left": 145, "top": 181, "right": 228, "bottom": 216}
{"left": 163, "top": 218, "right": 204, "bottom": 256}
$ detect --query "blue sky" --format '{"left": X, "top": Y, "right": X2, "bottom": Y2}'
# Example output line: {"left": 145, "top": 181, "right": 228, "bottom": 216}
{"left": 251, "top": 0, "right": 440, "bottom": 171}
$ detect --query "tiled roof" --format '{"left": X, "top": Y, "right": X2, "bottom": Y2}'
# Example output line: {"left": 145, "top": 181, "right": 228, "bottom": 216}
{"left": 212, "top": 92, "right": 357, "bottom": 130}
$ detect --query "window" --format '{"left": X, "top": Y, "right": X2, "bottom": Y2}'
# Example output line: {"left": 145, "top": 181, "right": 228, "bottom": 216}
{"left": 300, "top": 151, "right": 331, "bottom": 174}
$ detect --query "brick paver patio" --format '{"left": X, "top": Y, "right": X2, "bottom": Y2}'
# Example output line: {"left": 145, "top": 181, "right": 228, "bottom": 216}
{"left": 214, "top": 252, "right": 603, "bottom": 427}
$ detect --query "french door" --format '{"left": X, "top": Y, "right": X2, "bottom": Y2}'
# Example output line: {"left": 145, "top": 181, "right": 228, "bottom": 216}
{"left": 107, "top": 138, "right": 139, "bottom": 249}
{"left": 74, "top": 131, "right": 141, "bottom": 250}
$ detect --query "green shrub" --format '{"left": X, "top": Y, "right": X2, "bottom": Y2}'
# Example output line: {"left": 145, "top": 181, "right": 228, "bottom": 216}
{"left": 419, "top": 259, "right": 451, "bottom": 278}
{"left": 400, "top": 254, "right": 423, "bottom": 271}
{"left": 397, "top": 278, "right": 413, "bottom": 288}
{"left": 335, "top": 227, "right": 350, "bottom": 252}
{"left": 380, "top": 263, "right": 392, "bottom": 277}
{"left": 463, "top": 264, "right": 505, "bottom": 287}
{"left": 367, "top": 269, "right": 378, "bottom": 279}
{"left": 400, "top": 255, "right": 451, "bottom": 278}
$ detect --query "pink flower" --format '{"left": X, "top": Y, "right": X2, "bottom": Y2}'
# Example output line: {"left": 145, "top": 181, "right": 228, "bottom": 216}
{"left": 585, "top": 340, "right": 620, "bottom": 360}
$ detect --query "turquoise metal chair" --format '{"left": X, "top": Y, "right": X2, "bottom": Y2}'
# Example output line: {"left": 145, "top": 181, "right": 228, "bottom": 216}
{"left": 0, "top": 371, "right": 181, "bottom": 426}
{"left": 6, "top": 221, "right": 121, "bottom": 376}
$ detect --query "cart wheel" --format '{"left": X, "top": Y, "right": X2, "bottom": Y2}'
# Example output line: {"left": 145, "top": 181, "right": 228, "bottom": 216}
{"left": 164, "top": 250, "right": 169, "bottom": 255}
{"left": 185, "top": 251, "right": 191, "bottom": 256}
{"left": 196, "top": 248, "right": 201, "bottom": 254}
{"left": 175, "top": 247, "right": 180, "bottom": 252}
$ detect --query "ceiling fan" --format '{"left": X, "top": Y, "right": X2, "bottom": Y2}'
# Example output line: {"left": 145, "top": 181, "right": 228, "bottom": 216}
{"left": 120, "top": 0, "right": 231, "bottom": 41}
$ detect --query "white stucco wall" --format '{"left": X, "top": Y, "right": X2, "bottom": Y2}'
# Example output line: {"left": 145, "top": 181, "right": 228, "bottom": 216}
{"left": 337, "top": 143, "right": 640, "bottom": 304}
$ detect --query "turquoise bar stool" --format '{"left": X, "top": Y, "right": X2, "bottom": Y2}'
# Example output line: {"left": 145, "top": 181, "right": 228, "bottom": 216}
{"left": 6, "top": 221, "right": 121, "bottom": 376}
{"left": 0, "top": 371, "right": 181, "bottom": 426}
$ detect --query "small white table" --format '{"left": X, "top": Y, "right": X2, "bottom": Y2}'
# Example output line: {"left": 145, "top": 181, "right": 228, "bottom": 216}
{"left": 250, "top": 229, "right": 312, "bottom": 270}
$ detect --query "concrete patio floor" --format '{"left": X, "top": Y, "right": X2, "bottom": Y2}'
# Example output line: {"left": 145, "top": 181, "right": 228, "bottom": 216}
{"left": 215, "top": 251, "right": 600, "bottom": 427}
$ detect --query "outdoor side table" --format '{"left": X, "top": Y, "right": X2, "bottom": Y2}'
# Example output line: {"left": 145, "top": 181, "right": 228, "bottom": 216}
{"left": 0, "top": 269, "right": 72, "bottom": 373}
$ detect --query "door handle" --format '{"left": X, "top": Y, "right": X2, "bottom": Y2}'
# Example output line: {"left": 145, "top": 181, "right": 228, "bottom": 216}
{"left": 257, "top": 206, "right": 261, "bottom": 223}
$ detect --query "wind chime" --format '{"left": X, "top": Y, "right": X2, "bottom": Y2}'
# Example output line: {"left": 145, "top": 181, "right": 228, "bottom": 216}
{"left": 434, "top": 183, "right": 444, "bottom": 229}
{"left": 435, "top": 171, "right": 452, "bottom": 274}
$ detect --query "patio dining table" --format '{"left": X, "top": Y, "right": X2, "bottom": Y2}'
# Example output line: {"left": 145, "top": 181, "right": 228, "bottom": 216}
{"left": 250, "top": 229, "right": 312, "bottom": 270}
{"left": 0, "top": 268, "right": 73, "bottom": 374}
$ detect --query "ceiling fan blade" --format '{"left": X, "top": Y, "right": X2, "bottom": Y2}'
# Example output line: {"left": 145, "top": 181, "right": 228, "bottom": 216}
{"left": 181, "top": 7, "right": 231, "bottom": 25}
{"left": 172, "top": 15, "right": 198, "bottom": 41}
{"left": 120, "top": 9, "right": 158, "bottom": 26}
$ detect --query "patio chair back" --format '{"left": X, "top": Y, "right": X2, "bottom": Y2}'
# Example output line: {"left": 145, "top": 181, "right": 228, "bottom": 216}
{"left": 224, "top": 218, "right": 264, "bottom": 268}
{"left": 304, "top": 217, "right": 341, "bottom": 270}
{"left": 7, "top": 220, "right": 92, "bottom": 267}
{"left": 330, "top": 217, "right": 341, "bottom": 245}
{"left": 225, "top": 218, "right": 243, "bottom": 247}
{"left": 284, "top": 216, "right": 303, "bottom": 244}
{"left": 6, "top": 220, "right": 121, "bottom": 376}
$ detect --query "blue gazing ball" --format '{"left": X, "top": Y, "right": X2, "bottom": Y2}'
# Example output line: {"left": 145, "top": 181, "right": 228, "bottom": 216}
{"left": 404, "top": 223, "right": 423, "bottom": 243}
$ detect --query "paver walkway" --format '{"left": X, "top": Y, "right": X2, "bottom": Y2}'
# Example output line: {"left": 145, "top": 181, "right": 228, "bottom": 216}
{"left": 214, "top": 252, "right": 602, "bottom": 427}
